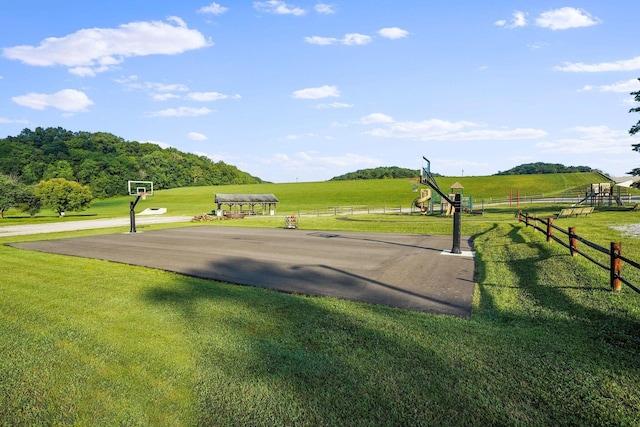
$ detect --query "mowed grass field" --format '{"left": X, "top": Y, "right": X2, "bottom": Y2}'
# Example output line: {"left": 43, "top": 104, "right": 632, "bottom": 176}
{"left": 1, "top": 173, "right": 640, "bottom": 425}
{"left": 0, "top": 171, "right": 613, "bottom": 222}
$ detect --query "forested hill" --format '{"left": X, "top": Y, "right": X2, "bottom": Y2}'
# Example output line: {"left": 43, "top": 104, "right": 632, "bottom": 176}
{"left": 495, "top": 162, "right": 595, "bottom": 175}
{"left": 0, "top": 127, "right": 263, "bottom": 198}
{"left": 330, "top": 166, "right": 421, "bottom": 181}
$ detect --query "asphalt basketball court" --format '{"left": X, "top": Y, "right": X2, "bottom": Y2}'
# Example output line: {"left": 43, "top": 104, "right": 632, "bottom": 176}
{"left": 10, "top": 226, "right": 476, "bottom": 317}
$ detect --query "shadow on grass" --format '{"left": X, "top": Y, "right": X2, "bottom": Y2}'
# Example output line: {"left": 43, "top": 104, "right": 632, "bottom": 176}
{"left": 144, "top": 276, "right": 483, "bottom": 425}
{"left": 140, "top": 220, "right": 640, "bottom": 426}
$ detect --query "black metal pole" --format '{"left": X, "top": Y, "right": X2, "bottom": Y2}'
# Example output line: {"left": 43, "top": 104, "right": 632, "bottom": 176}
{"left": 130, "top": 195, "right": 141, "bottom": 233}
{"left": 451, "top": 192, "right": 462, "bottom": 254}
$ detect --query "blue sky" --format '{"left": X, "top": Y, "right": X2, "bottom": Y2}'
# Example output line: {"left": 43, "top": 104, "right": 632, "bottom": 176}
{"left": 1, "top": 1, "right": 640, "bottom": 182}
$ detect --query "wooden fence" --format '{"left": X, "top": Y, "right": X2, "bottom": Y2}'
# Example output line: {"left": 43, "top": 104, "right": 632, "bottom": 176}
{"left": 295, "top": 205, "right": 407, "bottom": 216}
{"left": 517, "top": 211, "right": 640, "bottom": 294}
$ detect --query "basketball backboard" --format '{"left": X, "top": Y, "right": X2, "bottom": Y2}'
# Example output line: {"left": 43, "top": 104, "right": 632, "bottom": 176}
{"left": 127, "top": 181, "right": 154, "bottom": 197}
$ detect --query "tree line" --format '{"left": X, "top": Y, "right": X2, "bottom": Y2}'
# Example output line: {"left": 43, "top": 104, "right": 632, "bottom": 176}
{"left": 0, "top": 127, "right": 263, "bottom": 199}
{"left": 494, "top": 162, "right": 595, "bottom": 176}
{"left": 330, "top": 166, "right": 424, "bottom": 181}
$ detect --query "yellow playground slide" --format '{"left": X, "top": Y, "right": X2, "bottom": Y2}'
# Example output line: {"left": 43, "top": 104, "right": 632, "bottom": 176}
{"left": 413, "top": 188, "right": 432, "bottom": 214}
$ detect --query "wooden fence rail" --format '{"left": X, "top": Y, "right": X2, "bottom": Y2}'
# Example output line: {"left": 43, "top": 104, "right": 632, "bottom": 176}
{"left": 517, "top": 211, "right": 640, "bottom": 294}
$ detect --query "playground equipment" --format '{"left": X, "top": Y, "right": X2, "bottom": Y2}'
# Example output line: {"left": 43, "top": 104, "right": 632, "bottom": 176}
{"left": 413, "top": 188, "right": 432, "bottom": 214}
{"left": 415, "top": 181, "right": 475, "bottom": 216}
{"left": 419, "top": 157, "right": 462, "bottom": 254}
{"left": 127, "top": 180, "right": 154, "bottom": 233}
{"left": 573, "top": 182, "right": 623, "bottom": 207}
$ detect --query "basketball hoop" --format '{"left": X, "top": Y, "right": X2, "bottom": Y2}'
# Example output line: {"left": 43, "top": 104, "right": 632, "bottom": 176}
{"left": 127, "top": 180, "right": 154, "bottom": 233}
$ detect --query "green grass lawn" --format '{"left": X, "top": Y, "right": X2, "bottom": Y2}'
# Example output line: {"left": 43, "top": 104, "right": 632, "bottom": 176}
{"left": 1, "top": 176, "right": 640, "bottom": 425}
{"left": 0, "top": 172, "right": 617, "bottom": 224}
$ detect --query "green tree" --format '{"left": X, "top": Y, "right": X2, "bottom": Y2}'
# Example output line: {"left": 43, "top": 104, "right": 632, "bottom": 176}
{"left": 0, "top": 175, "right": 24, "bottom": 219}
{"left": 330, "top": 167, "right": 422, "bottom": 181}
{"left": 34, "top": 178, "right": 92, "bottom": 216}
{"left": 43, "top": 160, "right": 75, "bottom": 180}
{"left": 16, "top": 189, "right": 42, "bottom": 217}
{"left": 0, "top": 127, "right": 263, "bottom": 193}
{"left": 629, "top": 78, "right": 640, "bottom": 176}
{"left": 630, "top": 79, "right": 640, "bottom": 136}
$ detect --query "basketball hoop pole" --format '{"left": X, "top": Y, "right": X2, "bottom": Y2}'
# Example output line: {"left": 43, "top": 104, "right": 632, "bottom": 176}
{"left": 127, "top": 181, "right": 152, "bottom": 233}
{"left": 129, "top": 194, "right": 142, "bottom": 233}
{"left": 420, "top": 156, "right": 462, "bottom": 254}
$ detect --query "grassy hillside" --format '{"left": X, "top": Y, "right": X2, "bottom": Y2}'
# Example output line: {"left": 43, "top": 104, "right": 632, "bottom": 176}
{"left": 1, "top": 172, "right": 639, "bottom": 425}
{"left": 1, "top": 206, "right": 639, "bottom": 425}
{"left": 0, "top": 172, "right": 623, "bottom": 223}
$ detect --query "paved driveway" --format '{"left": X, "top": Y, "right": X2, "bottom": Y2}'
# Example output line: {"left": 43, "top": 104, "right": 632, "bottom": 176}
{"left": 10, "top": 226, "right": 476, "bottom": 317}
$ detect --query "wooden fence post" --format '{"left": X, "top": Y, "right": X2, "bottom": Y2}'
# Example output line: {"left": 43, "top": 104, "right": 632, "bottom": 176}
{"left": 546, "top": 217, "right": 554, "bottom": 242}
{"left": 569, "top": 227, "right": 578, "bottom": 257}
{"left": 525, "top": 212, "right": 530, "bottom": 227}
{"left": 610, "top": 242, "right": 622, "bottom": 292}
{"left": 518, "top": 210, "right": 522, "bottom": 223}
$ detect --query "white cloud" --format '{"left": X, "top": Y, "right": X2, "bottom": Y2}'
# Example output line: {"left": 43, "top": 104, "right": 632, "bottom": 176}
{"left": 495, "top": 11, "right": 527, "bottom": 29}
{"left": 366, "top": 118, "right": 475, "bottom": 138}
{"left": 378, "top": 27, "right": 409, "bottom": 40}
{"left": 363, "top": 117, "right": 546, "bottom": 141}
{"left": 536, "top": 126, "right": 632, "bottom": 155}
{"left": 152, "top": 93, "right": 181, "bottom": 101}
{"left": 555, "top": 56, "right": 640, "bottom": 72}
{"left": 343, "top": 33, "right": 372, "bottom": 45}
{"left": 151, "top": 83, "right": 190, "bottom": 92}
{"left": 292, "top": 85, "right": 339, "bottom": 99}
{"left": 115, "top": 77, "right": 241, "bottom": 102}
{"left": 315, "top": 3, "right": 335, "bottom": 14}
{"left": 284, "top": 133, "right": 319, "bottom": 140}
{"left": 304, "top": 36, "right": 339, "bottom": 45}
{"left": 579, "top": 79, "right": 640, "bottom": 93}
{"left": 2, "top": 17, "right": 211, "bottom": 76}
{"left": 536, "top": 7, "right": 601, "bottom": 30}
{"left": 185, "top": 91, "right": 241, "bottom": 101}
{"left": 253, "top": 0, "right": 305, "bottom": 16}
{"left": 496, "top": 8, "right": 600, "bottom": 31}
{"left": 145, "top": 106, "right": 212, "bottom": 117}
{"left": 439, "top": 128, "right": 547, "bottom": 141}
{"left": 262, "top": 151, "right": 380, "bottom": 172}
{"left": 359, "top": 113, "right": 394, "bottom": 124}
{"left": 12, "top": 89, "right": 93, "bottom": 112}
{"left": 528, "top": 42, "right": 548, "bottom": 50}
{"left": 0, "top": 117, "right": 29, "bottom": 124}
{"left": 188, "top": 131, "right": 209, "bottom": 140}
{"left": 305, "top": 33, "right": 372, "bottom": 46}
{"left": 198, "top": 2, "right": 228, "bottom": 15}
{"left": 314, "top": 102, "right": 353, "bottom": 109}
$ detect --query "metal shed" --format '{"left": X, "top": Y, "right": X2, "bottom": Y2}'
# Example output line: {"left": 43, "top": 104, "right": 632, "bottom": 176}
{"left": 214, "top": 194, "right": 280, "bottom": 216}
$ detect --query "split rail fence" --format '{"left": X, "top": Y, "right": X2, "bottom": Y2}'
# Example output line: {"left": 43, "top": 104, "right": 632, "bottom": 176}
{"left": 517, "top": 211, "right": 640, "bottom": 294}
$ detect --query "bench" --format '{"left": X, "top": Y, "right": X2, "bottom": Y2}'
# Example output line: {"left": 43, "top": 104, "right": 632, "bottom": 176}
{"left": 574, "top": 206, "right": 594, "bottom": 216}
{"left": 555, "top": 208, "right": 575, "bottom": 218}
{"left": 555, "top": 207, "right": 594, "bottom": 218}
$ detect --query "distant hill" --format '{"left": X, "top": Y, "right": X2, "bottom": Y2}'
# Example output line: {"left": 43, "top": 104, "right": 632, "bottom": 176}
{"left": 495, "top": 162, "right": 595, "bottom": 175}
{"left": 330, "top": 166, "right": 429, "bottom": 181}
{"left": 0, "top": 127, "right": 263, "bottom": 198}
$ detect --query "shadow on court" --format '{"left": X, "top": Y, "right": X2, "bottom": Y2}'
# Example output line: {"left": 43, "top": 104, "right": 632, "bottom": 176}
{"left": 9, "top": 226, "right": 476, "bottom": 317}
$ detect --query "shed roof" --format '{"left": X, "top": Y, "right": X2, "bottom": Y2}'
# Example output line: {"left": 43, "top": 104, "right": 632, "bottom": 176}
{"left": 215, "top": 194, "right": 279, "bottom": 203}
